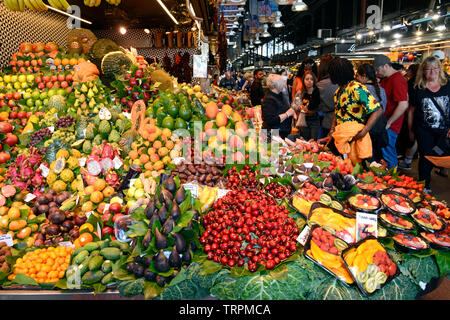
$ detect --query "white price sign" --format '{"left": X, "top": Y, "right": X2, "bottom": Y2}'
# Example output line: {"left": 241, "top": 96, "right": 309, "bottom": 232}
{"left": 0, "top": 234, "right": 13, "bottom": 247}
{"left": 113, "top": 157, "right": 123, "bottom": 169}
{"left": 296, "top": 225, "right": 311, "bottom": 246}
{"left": 183, "top": 183, "right": 198, "bottom": 198}
{"left": 39, "top": 164, "right": 50, "bottom": 177}
{"left": 58, "top": 241, "right": 75, "bottom": 248}
{"left": 217, "top": 189, "right": 231, "bottom": 199}
{"left": 24, "top": 193, "right": 37, "bottom": 203}
{"left": 78, "top": 157, "right": 86, "bottom": 167}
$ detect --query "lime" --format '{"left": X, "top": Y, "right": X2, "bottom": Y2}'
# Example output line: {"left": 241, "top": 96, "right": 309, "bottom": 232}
{"left": 167, "top": 104, "right": 179, "bottom": 118}
{"left": 179, "top": 104, "right": 192, "bottom": 121}
{"left": 174, "top": 118, "right": 187, "bottom": 130}
{"left": 40, "top": 92, "right": 48, "bottom": 100}
{"left": 26, "top": 98, "right": 34, "bottom": 107}
{"left": 161, "top": 115, "right": 175, "bottom": 130}
{"left": 35, "top": 100, "right": 42, "bottom": 107}
{"left": 22, "top": 92, "right": 32, "bottom": 100}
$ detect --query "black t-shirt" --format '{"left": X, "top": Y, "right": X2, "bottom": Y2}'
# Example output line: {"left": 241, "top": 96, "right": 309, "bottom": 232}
{"left": 219, "top": 77, "right": 236, "bottom": 90}
{"left": 250, "top": 80, "right": 265, "bottom": 106}
{"left": 301, "top": 87, "right": 320, "bottom": 121}
{"left": 261, "top": 90, "right": 292, "bottom": 138}
{"left": 411, "top": 81, "right": 450, "bottom": 132}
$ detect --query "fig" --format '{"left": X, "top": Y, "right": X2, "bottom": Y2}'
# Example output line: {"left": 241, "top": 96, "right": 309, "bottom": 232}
{"left": 157, "top": 205, "right": 168, "bottom": 224}
{"left": 155, "top": 274, "right": 166, "bottom": 287}
{"left": 134, "top": 265, "right": 145, "bottom": 278}
{"left": 55, "top": 194, "right": 66, "bottom": 205}
{"left": 134, "top": 255, "right": 143, "bottom": 264}
{"left": 61, "top": 220, "right": 74, "bottom": 231}
{"left": 163, "top": 176, "right": 177, "bottom": 194}
{"left": 169, "top": 202, "right": 181, "bottom": 221}
{"left": 155, "top": 228, "right": 168, "bottom": 250}
{"left": 190, "top": 241, "right": 198, "bottom": 252}
{"left": 311, "top": 165, "right": 320, "bottom": 173}
{"left": 126, "top": 262, "right": 136, "bottom": 273}
{"left": 161, "top": 216, "right": 175, "bottom": 235}
{"left": 48, "top": 201, "right": 58, "bottom": 208}
{"left": 160, "top": 189, "right": 173, "bottom": 207}
{"left": 172, "top": 232, "right": 186, "bottom": 253}
{"left": 45, "top": 224, "right": 60, "bottom": 236}
{"left": 45, "top": 193, "right": 54, "bottom": 203}
{"left": 37, "top": 195, "right": 49, "bottom": 205}
{"left": 73, "top": 214, "right": 87, "bottom": 226}
{"left": 144, "top": 269, "right": 156, "bottom": 281}
{"left": 169, "top": 246, "right": 182, "bottom": 268}
{"left": 285, "top": 164, "right": 294, "bottom": 173}
{"left": 144, "top": 200, "right": 156, "bottom": 219}
{"left": 182, "top": 248, "right": 192, "bottom": 264}
{"left": 142, "top": 255, "right": 153, "bottom": 267}
{"left": 154, "top": 250, "right": 169, "bottom": 272}
{"left": 148, "top": 214, "right": 160, "bottom": 230}
{"left": 142, "top": 229, "right": 152, "bottom": 249}
{"left": 174, "top": 187, "right": 186, "bottom": 204}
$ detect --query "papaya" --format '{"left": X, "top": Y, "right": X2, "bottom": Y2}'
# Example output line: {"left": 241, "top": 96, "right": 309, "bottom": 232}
{"left": 82, "top": 270, "right": 104, "bottom": 284}
{"left": 310, "top": 241, "right": 342, "bottom": 269}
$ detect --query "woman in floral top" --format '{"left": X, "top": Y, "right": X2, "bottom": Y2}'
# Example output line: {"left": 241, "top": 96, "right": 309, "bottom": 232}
{"left": 318, "top": 57, "right": 383, "bottom": 147}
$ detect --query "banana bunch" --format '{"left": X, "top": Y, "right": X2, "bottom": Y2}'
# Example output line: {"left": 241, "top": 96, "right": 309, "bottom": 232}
{"left": 47, "top": 0, "right": 70, "bottom": 10}
{"left": 198, "top": 185, "right": 218, "bottom": 212}
{"left": 4, "top": 0, "right": 47, "bottom": 11}
{"left": 83, "top": 0, "right": 101, "bottom": 7}
{"left": 105, "top": 0, "right": 120, "bottom": 6}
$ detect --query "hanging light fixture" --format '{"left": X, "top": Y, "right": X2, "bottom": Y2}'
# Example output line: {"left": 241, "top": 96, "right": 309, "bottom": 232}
{"left": 292, "top": 0, "right": 308, "bottom": 12}
{"left": 261, "top": 24, "right": 271, "bottom": 37}
{"left": 249, "top": 38, "right": 255, "bottom": 49}
{"left": 273, "top": 11, "right": 284, "bottom": 28}
{"left": 254, "top": 34, "right": 262, "bottom": 45}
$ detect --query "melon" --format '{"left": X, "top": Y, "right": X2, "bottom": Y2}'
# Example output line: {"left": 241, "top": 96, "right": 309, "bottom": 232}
{"left": 101, "top": 51, "right": 133, "bottom": 81}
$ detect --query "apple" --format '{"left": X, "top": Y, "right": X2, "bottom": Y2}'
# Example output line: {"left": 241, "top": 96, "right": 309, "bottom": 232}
{"left": 21, "top": 118, "right": 28, "bottom": 126}
{"left": 8, "top": 100, "right": 16, "bottom": 107}
{"left": 17, "top": 111, "right": 27, "bottom": 119}
{"left": 26, "top": 112, "right": 32, "bottom": 118}
{"left": 13, "top": 92, "right": 21, "bottom": 100}
{"left": 143, "top": 92, "right": 151, "bottom": 100}
{"left": 46, "top": 82, "right": 53, "bottom": 89}
{"left": 131, "top": 92, "right": 140, "bottom": 101}
{"left": 125, "top": 87, "right": 132, "bottom": 95}
{"left": 121, "top": 97, "right": 128, "bottom": 106}
{"left": 42, "top": 75, "right": 50, "bottom": 83}
{"left": 142, "top": 82, "right": 150, "bottom": 90}
{"left": 65, "top": 74, "right": 73, "bottom": 82}
{"left": 127, "top": 100, "right": 135, "bottom": 109}
{"left": 9, "top": 112, "right": 17, "bottom": 119}
{"left": 124, "top": 73, "right": 131, "bottom": 80}
{"left": 35, "top": 75, "right": 42, "bottom": 83}
{"left": 0, "top": 101, "right": 6, "bottom": 108}
{"left": 53, "top": 81, "right": 60, "bottom": 88}
{"left": 57, "top": 74, "right": 65, "bottom": 82}
{"left": 135, "top": 69, "right": 143, "bottom": 78}
{"left": 60, "top": 81, "right": 68, "bottom": 88}
{"left": 50, "top": 75, "right": 57, "bottom": 82}
{"left": 38, "top": 82, "right": 46, "bottom": 90}
{"left": 5, "top": 93, "right": 12, "bottom": 100}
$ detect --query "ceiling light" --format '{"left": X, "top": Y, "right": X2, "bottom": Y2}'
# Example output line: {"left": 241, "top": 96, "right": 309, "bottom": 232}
{"left": 120, "top": 27, "right": 127, "bottom": 35}
{"left": 356, "top": 33, "right": 362, "bottom": 40}
{"left": 393, "top": 33, "right": 402, "bottom": 39}
{"left": 292, "top": 0, "right": 308, "bottom": 12}
{"left": 368, "top": 30, "right": 375, "bottom": 36}
{"left": 261, "top": 24, "right": 271, "bottom": 37}
{"left": 254, "top": 34, "right": 262, "bottom": 45}
{"left": 432, "top": 14, "right": 440, "bottom": 20}
{"left": 273, "top": 11, "right": 284, "bottom": 28}
{"left": 436, "top": 25, "right": 446, "bottom": 31}
{"left": 378, "top": 38, "right": 385, "bottom": 43}
{"left": 156, "top": 0, "right": 179, "bottom": 25}
{"left": 383, "top": 25, "right": 391, "bottom": 31}
{"left": 144, "top": 28, "right": 150, "bottom": 34}
{"left": 249, "top": 39, "right": 255, "bottom": 49}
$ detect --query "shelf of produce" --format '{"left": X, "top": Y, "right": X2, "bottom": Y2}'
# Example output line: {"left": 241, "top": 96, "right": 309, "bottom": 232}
{"left": 0, "top": 288, "right": 136, "bottom": 300}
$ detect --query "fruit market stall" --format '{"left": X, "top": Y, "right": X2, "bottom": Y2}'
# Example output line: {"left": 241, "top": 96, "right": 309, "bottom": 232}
{"left": 0, "top": 29, "right": 448, "bottom": 301}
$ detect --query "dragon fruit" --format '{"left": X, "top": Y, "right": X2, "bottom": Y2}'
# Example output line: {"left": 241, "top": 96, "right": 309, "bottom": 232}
{"left": 105, "top": 169, "right": 120, "bottom": 188}
{"left": 6, "top": 148, "right": 45, "bottom": 193}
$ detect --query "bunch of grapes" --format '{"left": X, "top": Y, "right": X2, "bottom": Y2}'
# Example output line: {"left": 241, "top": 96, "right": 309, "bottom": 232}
{"left": 29, "top": 128, "right": 52, "bottom": 147}
{"left": 55, "top": 116, "right": 76, "bottom": 129}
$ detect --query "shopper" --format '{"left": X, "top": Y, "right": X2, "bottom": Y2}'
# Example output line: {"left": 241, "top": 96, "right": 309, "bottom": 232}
{"left": 318, "top": 57, "right": 383, "bottom": 163}
{"left": 293, "top": 71, "right": 320, "bottom": 141}
{"left": 355, "top": 63, "right": 389, "bottom": 162}
{"left": 373, "top": 54, "right": 409, "bottom": 169}
{"left": 239, "top": 72, "right": 253, "bottom": 92}
{"left": 317, "top": 54, "right": 339, "bottom": 139}
{"left": 250, "top": 68, "right": 265, "bottom": 106}
{"left": 261, "top": 74, "right": 296, "bottom": 140}
{"left": 292, "top": 57, "right": 318, "bottom": 101}
{"left": 219, "top": 70, "right": 237, "bottom": 91}
{"left": 409, "top": 56, "right": 450, "bottom": 194}
{"left": 212, "top": 74, "right": 219, "bottom": 86}
{"left": 398, "top": 63, "right": 420, "bottom": 170}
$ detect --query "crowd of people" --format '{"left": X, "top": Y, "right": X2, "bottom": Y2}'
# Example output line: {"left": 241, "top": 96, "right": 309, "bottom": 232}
{"left": 215, "top": 50, "right": 449, "bottom": 194}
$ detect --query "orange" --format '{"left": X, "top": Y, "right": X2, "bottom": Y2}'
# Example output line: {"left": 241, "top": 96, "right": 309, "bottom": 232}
{"left": 129, "top": 150, "right": 139, "bottom": 160}
{"left": 81, "top": 201, "right": 93, "bottom": 212}
{"left": 144, "top": 162, "right": 153, "bottom": 171}
{"left": 162, "top": 156, "right": 171, "bottom": 165}
{"left": 150, "top": 153, "right": 160, "bottom": 163}
{"left": 139, "top": 154, "right": 149, "bottom": 164}
{"left": 61, "top": 58, "right": 70, "bottom": 66}
{"left": 84, "top": 185, "right": 94, "bottom": 195}
{"left": 147, "top": 147, "right": 156, "bottom": 156}
{"left": 103, "top": 186, "right": 115, "bottom": 198}
{"left": 93, "top": 179, "right": 106, "bottom": 191}
{"left": 90, "top": 191, "right": 104, "bottom": 204}
{"left": 158, "top": 147, "right": 169, "bottom": 157}
{"left": 148, "top": 132, "right": 158, "bottom": 142}
{"left": 77, "top": 57, "right": 86, "bottom": 63}
{"left": 79, "top": 232, "right": 94, "bottom": 247}
{"left": 53, "top": 58, "right": 61, "bottom": 66}
{"left": 161, "top": 128, "right": 171, "bottom": 138}
{"left": 165, "top": 140, "right": 174, "bottom": 150}
{"left": 153, "top": 160, "right": 164, "bottom": 171}
{"left": 0, "top": 112, "right": 9, "bottom": 121}
{"left": 153, "top": 140, "right": 162, "bottom": 150}
{"left": 97, "top": 202, "right": 107, "bottom": 213}
{"left": 69, "top": 58, "right": 77, "bottom": 65}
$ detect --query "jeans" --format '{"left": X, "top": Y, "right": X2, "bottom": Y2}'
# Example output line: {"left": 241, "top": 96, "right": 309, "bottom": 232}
{"left": 381, "top": 129, "right": 399, "bottom": 169}
{"left": 415, "top": 126, "right": 444, "bottom": 189}
{"left": 318, "top": 127, "right": 330, "bottom": 140}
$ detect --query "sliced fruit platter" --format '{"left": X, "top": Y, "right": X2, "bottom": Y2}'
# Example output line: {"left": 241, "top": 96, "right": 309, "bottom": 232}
{"left": 356, "top": 182, "right": 389, "bottom": 194}
{"left": 290, "top": 182, "right": 325, "bottom": 218}
{"left": 347, "top": 192, "right": 382, "bottom": 213}
{"left": 420, "top": 232, "right": 450, "bottom": 250}
{"left": 379, "top": 212, "right": 416, "bottom": 233}
{"left": 304, "top": 225, "right": 354, "bottom": 285}
{"left": 308, "top": 203, "right": 356, "bottom": 244}
{"left": 342, "top": 237, "right": 399, "bottom": 296}
{"left": 392, "top": 233, "right": 429, "bottom": 252}
{"left": 390, "top": 187, "right": 423, "bottom": 204}
{"left": 411, "top": 208, "right": 446, "bottom": 233}
{"left": 380, "top": 191, "right": 415, "bottom": 215}
{"left": 430, "top": 200, "right": 450, "bottom": 220}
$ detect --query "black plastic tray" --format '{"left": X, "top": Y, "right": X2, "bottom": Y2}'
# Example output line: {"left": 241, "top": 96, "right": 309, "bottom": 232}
{"left": 420, "top": 232, "right": 450, "bottom": 251}
{"left": 390, "top": 186, "right": 423, "bottom": 205}
{"left": 341, "top": 236, "right": 400, "bottom": 297}
{"left": 411, "top": 207, "right": 447, "bottom": 234}
{"left": 346, "top": 192, "right": 382, "bottom": 214}
{"left": 379, "top": 190, "right": 416, "bottom": 216}
{"left": 303, "top": 225, "right": 354, "bottom": 287}
{"left": 378, "top": 212, "right": 417, "bottom": 234}
{"left": 392, "top": 233, "right": 429, "bottom": 253}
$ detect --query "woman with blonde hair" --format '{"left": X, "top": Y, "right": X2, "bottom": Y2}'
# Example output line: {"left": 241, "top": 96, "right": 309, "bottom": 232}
{"left": 409, "top": 55, "right": 450, "bottom": 194}
{"left": 239, "top": 72, "right": 253, "bottom": 92}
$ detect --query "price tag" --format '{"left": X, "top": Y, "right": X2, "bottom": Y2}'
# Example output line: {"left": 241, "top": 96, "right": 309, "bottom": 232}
{"left": 39, "top": 164, "right": 50, "bottom": 177}
{"left": 129, "top": 178, "right": 137, "bottom": 188}
{"left": 24, "top": 193, "right": 37, "bottom": 203}
{"left": 172, "top": 157, "right": 186, "bottom": 166}
{"left": 296, "top": 225, "right": 311, "bottom": 246}
{"left": 0, "top": 234, "right": 13, "bottom": 247}
{"left": 97, "top": 223, "right": 102, "bottom": 240}
{"left": 86, "top": 211, "right": 94, "bottom": 219}
{"left": 83, "top": 128, "right": 87, "bottom": 137}
{"left": 163, "top": 251, "right": 172, "bottom": 260}
{"left": 103, "top": 203, "right": 110, "bottom": 213}
{"left": 113, "top": 157, "right": 123, "bottom": 169}
{"left": 217, "top": 189, "right": 231, "bottom": 199}
{"left": 49, "top": 126, "right": 55, "bottom": 133}
{"left": 78, "top": 157, "right": 86, "bottom": 167}
{"left": 58, "top": 241, "right": 75, "bottom": 248}
{"left": 303, "top": 162, "right": 314, "bottom": 169}
{"left": 356, "top": 212, "right": 378, "bottom": 242}
{"left": 183, "top": 183, "right": 198, "bottom": 198}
